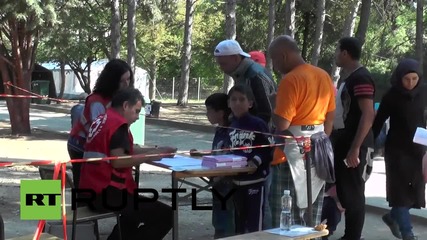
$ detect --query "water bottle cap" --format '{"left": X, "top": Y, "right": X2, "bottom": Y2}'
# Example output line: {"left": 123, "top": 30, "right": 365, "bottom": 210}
{"left": 283, "top": 190, "right": 290, "bottom": 195}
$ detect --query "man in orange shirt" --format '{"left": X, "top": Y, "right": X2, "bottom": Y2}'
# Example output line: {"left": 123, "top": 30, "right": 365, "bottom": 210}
{"left": 268, "top": 35, "right": 335, "bottom": 228}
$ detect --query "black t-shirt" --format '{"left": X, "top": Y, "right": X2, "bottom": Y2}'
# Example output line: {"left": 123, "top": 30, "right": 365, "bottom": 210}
{"left": 109, "top": 124, "right": 131, "bottom": 154}
{"left": 339, "top": 67, "right": 375, "bottom": 147}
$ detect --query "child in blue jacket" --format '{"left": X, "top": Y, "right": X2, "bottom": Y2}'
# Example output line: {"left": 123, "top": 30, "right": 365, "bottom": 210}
{"left": 228, "top": 84, "right": 272, "bottom": 234}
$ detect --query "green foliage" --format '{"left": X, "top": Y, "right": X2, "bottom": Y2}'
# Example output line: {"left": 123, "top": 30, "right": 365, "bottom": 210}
{"left": 0, "top": 0, "right": 57, "bottom": 55}
{"left": 30, "top": 0, "right": 427, "bottom": 100}
{"left": 37, "top": 0, "right": 111, "bottom": 63}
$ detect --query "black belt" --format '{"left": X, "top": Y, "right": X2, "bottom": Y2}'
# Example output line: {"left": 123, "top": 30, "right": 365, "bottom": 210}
{"left": 300, "top": 125, "right": 315, "bottom": 131}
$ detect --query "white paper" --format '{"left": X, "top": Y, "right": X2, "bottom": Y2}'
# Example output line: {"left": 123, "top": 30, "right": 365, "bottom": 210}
{"left": 154, "top": 155, "right": 202, "bottom": 169}
{"left": 413, "top": 127, "right": 427, "bottom": 146}
{"left": 265, "top": 226, "right": 318, "bottom": 237}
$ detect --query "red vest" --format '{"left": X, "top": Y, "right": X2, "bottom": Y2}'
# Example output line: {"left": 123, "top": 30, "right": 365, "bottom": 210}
{"left": 79, "top": 109, "right": 136, "bottom": 194}
{"left": 69, "top": 93, "right": 111, "bottom": 139}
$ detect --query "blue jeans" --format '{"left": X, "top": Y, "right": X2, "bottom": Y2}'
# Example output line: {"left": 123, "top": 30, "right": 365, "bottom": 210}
{"left": 212, "top": 177, "right": 235, "bottom": 238}
{"left": 391, "top": 207, "right": 413, "bottom": 238}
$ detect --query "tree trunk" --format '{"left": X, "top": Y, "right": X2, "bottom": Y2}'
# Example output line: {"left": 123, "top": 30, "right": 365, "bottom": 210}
{"left": 355, "top": 0, "right": 371, "bottom": 46}
{"left": 69, "top": 61, "right": 92, "bottom": 94}
{"left": 148, "top": 58, "right": 157, "bottom": 100}
{"left": 342, "top": 0, "right": 361, "bottom": 37}
{"left": 416, "top": 0, "right": 423, "bottom": 75}
{"left": 6, "top": 19, "right": 33, "bottom": 135}
{"left": 266, "top": 0, "right": 276, "bottom": 71}
{"left": 310, "top": 0, "right": 326, "bottom": 66}
{"left": 284, "top": 0, "right": 296, "bottom": 38}
{"left": 111, "top": 0, "right": 121, "bottom": 59}
{"left": 223, "top": 0, "right": 237, "bottom": 94}
{"left": 330, "top": 0, "right": 361, "bottom": 84}
{"left": 301, "top": 12, "right": 311, "bottom": 61}
{"left": 127, "top": 0, "right": 136, "bottom": 72}
{"left": 177, "top": 0, "right": 195, "bottom": 106}
{"left": 58, "top": 61, "right": 66, "bottom": 99}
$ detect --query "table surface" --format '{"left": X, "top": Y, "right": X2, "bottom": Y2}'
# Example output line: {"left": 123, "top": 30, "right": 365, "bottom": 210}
{"left": 149, "top": 156, "right": 256, "bottom": 178}
{"left": 217, "top": 229, "right": 329, "bottom": 240}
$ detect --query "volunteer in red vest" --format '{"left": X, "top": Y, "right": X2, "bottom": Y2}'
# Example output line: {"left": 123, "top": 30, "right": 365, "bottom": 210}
{"left": 68, "top": 59, "right": 133, "bottom": 188}
{"left": 79, "top": 88, "right": 176, "bottom": 240}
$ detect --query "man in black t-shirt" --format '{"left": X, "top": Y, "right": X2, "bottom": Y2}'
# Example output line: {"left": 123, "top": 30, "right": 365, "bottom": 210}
{"left": 331, "top": 37, "right": 375, "bottom": 240}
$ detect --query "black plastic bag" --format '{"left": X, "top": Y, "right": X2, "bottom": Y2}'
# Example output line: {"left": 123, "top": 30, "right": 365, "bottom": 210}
{"left": 310, "top": 132, "right": 335, "bottom": 183}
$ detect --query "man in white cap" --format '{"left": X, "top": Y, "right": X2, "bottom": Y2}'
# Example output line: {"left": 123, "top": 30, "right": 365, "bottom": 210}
{"left": 214, "top": 39, "right": 276, "bottom": 124}
{"left": 213, "top": 39, "right": 277, "bottom": 236}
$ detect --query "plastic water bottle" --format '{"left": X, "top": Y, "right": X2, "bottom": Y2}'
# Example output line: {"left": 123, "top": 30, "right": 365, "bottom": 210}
{"left": 280, "top": 189, "right": 292, "bottom": 231}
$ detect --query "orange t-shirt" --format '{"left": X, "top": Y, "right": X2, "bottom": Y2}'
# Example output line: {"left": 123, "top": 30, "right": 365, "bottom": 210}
{"left": 272, "top": 64, "right": 336, "bottom": 165}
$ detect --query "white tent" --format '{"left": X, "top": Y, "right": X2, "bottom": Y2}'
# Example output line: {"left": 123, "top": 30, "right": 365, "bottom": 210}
{"left": 41, "top": 59, "right": 149, "bottom": 100}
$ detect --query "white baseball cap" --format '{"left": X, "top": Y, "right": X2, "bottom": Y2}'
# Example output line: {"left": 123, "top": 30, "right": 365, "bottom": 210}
{"left": 214, "top": 40, "right": 251, "bottom": 58}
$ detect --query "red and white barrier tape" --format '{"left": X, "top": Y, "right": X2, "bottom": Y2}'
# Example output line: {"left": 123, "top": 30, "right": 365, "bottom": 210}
{"left": 3, "top": 81, "right": 72, "bottom": 103}
{"left": 0, "top": 142, "right": 290, "bottom": 168}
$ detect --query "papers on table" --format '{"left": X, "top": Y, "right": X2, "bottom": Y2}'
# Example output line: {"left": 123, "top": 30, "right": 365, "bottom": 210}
{"left": 154, "top": 155, "right": 204, "bottom": 171}
{"left": 155, "top": 155, "right": 248, "bottom": 171}
{"left": 414, "top": 127, "right": 427, "bottom": 146}
{"left": 265, "top": 226, "right": 319, "bottom": 237}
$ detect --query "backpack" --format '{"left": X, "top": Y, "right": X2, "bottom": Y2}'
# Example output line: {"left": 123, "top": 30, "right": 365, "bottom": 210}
{"left": 70, "top": 104, "right": 84, "bottom": 128}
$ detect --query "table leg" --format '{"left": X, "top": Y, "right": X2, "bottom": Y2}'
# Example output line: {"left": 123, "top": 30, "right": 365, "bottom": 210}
{"left": 172, "top": 172, "right": 179, "bottom": 240}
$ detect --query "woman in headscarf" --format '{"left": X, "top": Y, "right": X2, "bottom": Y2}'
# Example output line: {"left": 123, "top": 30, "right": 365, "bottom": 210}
{"left": 372, "top": 58, "right": 426, "bottom": 240}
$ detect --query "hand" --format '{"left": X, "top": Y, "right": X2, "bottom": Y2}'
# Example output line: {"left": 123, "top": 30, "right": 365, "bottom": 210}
{"left": 189, "top": 149, "right": 200, "bottom": 156}
{"left": 336, "top": 202, "right": 346, "bottom": 212}
{"left": 345, "top": 147, "right": 360, "bottom": 168}
{"left": 157, "top": 146, "right": 177, "bottom": 158}
{"left": 247, "top": 160, "right": 257, "bottom": 168}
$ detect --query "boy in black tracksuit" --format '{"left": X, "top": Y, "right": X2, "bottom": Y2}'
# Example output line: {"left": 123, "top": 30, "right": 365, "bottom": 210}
{"left": 227, "top": 85, "right": 272, "bottom": 234}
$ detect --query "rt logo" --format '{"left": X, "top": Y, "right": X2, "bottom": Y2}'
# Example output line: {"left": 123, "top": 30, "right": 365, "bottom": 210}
{"left": 20, "top": 180, "right": 61, "bottom": 220}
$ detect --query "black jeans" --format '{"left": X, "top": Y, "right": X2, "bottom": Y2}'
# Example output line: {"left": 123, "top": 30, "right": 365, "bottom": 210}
{"left": 90, "top": 187, "right": 172, "bottom": 240}
{"left": 67, "top": 142, "right": 83, "bottom": 189}
{"left": 331, "top": 131, "right": 367, "bottom": 240}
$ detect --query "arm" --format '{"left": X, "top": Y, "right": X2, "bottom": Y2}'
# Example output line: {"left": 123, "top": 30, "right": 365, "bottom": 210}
{"left": 110, "top": 146, "right": 176, "bottom": 168}
{"left": 108, "top": 125, "right": 176, "bottom": 168}
{"left": 273, "top": 114, "right": 291, "bottom": 132}
{"left": 347, "top": 98, "right": 375, "bottom": 167}
{"left": 272, "top": 76, "right": 295, "bottom": 132}
{"left": 372, "top": 96, "right": 390, "bottom": 139}
{"left": 90, "top": 102, "right": 106, "bottom": 121}
{"left": 324, "top": 110, "right": 335, "bottom": 136}
{"left": 324, "top": 79, "right": 336, "bottom": 136}
{"left": 248, "top": 122, "right": 273, "bottom": 168}
{"left": 250, "top": 74, "right": 274, "bottom": 123}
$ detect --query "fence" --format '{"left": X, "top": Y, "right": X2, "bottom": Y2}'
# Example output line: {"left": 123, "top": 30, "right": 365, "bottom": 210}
{"left": 155, "top": 77, "right": 223, "bottom": 101}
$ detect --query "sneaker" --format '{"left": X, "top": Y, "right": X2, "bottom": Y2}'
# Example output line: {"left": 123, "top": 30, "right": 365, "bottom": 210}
{"left": 337, "top": 237, "right": 365, "bottom": 240}
{"left": 382, "top": 213, "right": 402, "bottom": 239}
{"left": 403, "top": 235, "right": 418, "bottom": 240}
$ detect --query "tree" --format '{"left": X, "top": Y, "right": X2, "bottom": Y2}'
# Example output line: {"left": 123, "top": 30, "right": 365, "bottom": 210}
{"left": 223, "top": 0, "right": 237, "bottom": 93}
{"left": 127, "top": 0, "right": 136, "bottom": 72}
{"left": 310, "top": 0, "right": 325, "bottom": 66}
{"left": 416, "top": 0, "right": 423, "bottom": 75}
{"left": 284, "top": 0, "right": 296, "bottom": 38}
{"left": 266, "top": 0, "right": 276, "bottom": 71}
{"left": 355, "top": 0, "right": 371, "bottom": 46}
{"left": 177, "top": 0, "right": 195, "bottom": 106}
{"left": 37, "top": 1, "right": 112, "bottom": 94}
{"left": 111, "top": 0, "right": 121, "bottom": 59}
{"left": 0, "top": 0, "right": 56, "bottom": 135}
{"left": 135, "top": 1, "right": 181, "bottom": 100}
{"left": 330, "top": 0, "right": 361, "bottom": 83}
